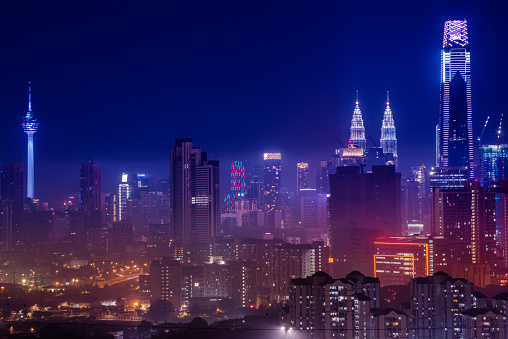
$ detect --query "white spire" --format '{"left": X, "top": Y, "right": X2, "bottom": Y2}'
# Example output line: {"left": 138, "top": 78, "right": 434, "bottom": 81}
{"left": 349, "top": 91, "right": 366, "bottom": 149}
{"left": 380, "top": 92, "right": 397, "bottom": 159}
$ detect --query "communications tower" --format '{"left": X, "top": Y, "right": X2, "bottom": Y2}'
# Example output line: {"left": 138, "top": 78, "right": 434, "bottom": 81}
{"left": 21, "top": 83, "right": 39, "bottom": 199}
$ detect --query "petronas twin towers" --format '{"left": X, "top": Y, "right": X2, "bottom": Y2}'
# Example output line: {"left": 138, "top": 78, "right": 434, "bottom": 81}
{"left": 349, "top": 92, "right": 398, "bottom": 161}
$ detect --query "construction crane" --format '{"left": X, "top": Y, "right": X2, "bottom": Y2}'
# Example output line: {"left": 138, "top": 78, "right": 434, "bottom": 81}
{"left": 497, "top": 114, "right": 504, "bottom": 145}
{"left": 478, "top": 116, "right": 490, "bottom": 145}
{"left": 334, "top": 137, "right": 347, "bottom": 149}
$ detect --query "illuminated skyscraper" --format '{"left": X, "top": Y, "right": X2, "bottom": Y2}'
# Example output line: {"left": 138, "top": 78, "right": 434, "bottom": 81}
{"left": 349, "top": 92, "right": 366, "bottom": 150}
{"left": 230, "top": 161, "right": 246, "bottom": 198}
{"left": 262, "top": 153, "right": 281, "bottom": 212}
{"left": 380, "top": 91, "right": 397, "bottom": 162}
{"left": 480, "top": 144, "right": 508, "bottom": 187}
{"left": 296, "top": 162, "right": 310, "bottom": 194}
{"left": 21, "top": 84, "right": 39, "bottom": 199}
{"left": 437, "top": 20, "right": 473, "bottom": 178}
{"left": 118, "top": 173, "right": 131, "bottom": 221}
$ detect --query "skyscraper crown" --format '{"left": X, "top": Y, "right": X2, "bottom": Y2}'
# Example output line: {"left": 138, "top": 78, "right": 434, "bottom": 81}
{"left": 443, "top": 20, "right": 468, "bottom": 48}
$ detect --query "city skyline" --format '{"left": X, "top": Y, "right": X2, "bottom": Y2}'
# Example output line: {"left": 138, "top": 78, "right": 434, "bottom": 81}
{"left": 1, "top": 2, "right": 507, "bottom": 207}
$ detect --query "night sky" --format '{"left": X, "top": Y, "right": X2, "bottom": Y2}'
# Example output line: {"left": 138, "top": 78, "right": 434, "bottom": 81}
{"left": 1, "top": 1, "right": 507, "bottom": 207}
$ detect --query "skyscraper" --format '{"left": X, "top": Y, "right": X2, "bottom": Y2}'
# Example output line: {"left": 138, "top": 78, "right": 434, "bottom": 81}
{"left": 437, "top": 20, "right": 473, "bottom": 178}
{"left": 349, "top": 92, "right": 366, "bottom": 150}
{"left": 480, "top": 144, "right": 508, "bottom": 187}
{"left": 80, "top": 160, "right": 101, "bottom": 215}
{"left": 380, "top": 91, "right": 397, "bottom": 163}
{"left": 328, "top": 165, "right": 401, "bottom": 276}
{"left": 1, "top": 163, "right": 24, "bottom": 213}
{"left": 262, "top": 153, "right": 281, "bottom": 212}
{"left": 21, "top": 84, "right": 39, "bottom": 199}
{"left": 296, "top": 162, "right": 310, "bottom": 194}
{"left": 169, "top": 138, "right": 220, "bottom": 256}
{"left": 118, "top": 173, "right": 132, "bottom": 221}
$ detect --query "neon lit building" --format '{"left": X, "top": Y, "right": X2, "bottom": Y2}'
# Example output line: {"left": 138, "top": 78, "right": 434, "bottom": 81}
{"left": 437, "top": 20, "right": 473, "bottom": 178}
{"left": 380, "top": 92, "right": 397, "bottom": 162}
{"left": 21, "top": 84, "right": 39, "bottom": 199}
{"left": 224, "top": 193, "right": 234, "bottom": 214}
{"left": 349, "top": 92, "right": 366, "bottom": 150}
{"left": 231, "top": 161, "right": 246, "bottom": 198}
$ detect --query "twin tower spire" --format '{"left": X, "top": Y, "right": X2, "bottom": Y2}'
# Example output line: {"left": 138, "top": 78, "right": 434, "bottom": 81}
{"left": 349, "top": 91, "right": 397, "bottom": 159}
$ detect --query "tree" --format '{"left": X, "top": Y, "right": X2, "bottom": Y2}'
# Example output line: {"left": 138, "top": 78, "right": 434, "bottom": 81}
{"left": 146, "top": 300, "right": 175, "bottom": 323}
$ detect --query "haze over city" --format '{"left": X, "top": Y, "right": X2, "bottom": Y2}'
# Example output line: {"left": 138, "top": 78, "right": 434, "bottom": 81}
{"left": 1, "top": 1, "right": 507, "bottom": 206}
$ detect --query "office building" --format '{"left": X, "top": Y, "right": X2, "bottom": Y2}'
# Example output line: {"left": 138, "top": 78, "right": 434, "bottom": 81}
{"left": 262, "top": 153, "right": 281, "bottom": 212}
{"left": 169, "top": 138, "right": 220, "bottom": 257}
{"left": 380, "top": 92, "right": 398, "bottom": 164}
{"left": 21, "top": 84, "right": 39, "bottom": 199}
{"left": 429, "top": 166, "right": 468, "bottom": 189}
{"left": 432, "top": 182, "right": 496, "bottom": 266}
{"left": 315, "top": 161, "right": 329, "bottom": 194}
{"left": 296, "top": 163, "right": 310, "bottom": 194}
{"left": 329, "top": 165, "right": 401, "bottom": 276}
{"left": 350, "top": 93, "right": 366, "bottom": 150}
{"left": 480, "top": 144, "right": 508, "bottom": 187}
{"left": 1, "top": 163, "right": 24, "bottom": 213}
{"left": 437, "top": 20, "right": 473, "bottom": 178}
{"left": 118, "top": 174, "right": 132, "bottom": 221}
{"left": 80, "top": 160, "right": 101, "bottom": 215}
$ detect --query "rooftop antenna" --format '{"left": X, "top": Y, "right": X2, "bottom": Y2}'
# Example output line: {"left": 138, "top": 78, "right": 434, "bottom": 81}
{"left": 387, "top": 90, "right": 389, "bottom": 104}
{"left": 28, "top": 82, "right": 32, "bottom": 112}
{"left": 356, "top": 90, "right": 359, "bottom": 103}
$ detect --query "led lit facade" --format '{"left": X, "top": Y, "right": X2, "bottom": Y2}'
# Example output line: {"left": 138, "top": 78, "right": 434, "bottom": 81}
{"left": 224, "top": 193, "right": 234, "bottom": 214}
{"left": 231, "top": 161, "right": 246, "bottom": 197}
{"left": 349, "top": 94, "right": 366, "bottom": 150}
{"left": 380, "top": 92, "right": 397, "bottom": 162}
{"left": 21, "top": 84, "right": 39, "bottom": 199}
{"left": 438, "top": 20, "right": 473, "bottom": 178}
{"left": 480, "top": 144, "right": 508, "bottom": 187}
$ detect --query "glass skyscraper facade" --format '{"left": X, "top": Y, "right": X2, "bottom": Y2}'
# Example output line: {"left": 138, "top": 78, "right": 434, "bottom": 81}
{"left": 437, "top": 20, "right": 473, "bottom": 178}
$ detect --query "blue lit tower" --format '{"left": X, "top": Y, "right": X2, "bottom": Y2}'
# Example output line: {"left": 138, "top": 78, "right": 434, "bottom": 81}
{"left": 21, "top": 84, "right": 39, "bottom": 199}
{"left": 438, "top": 20, "right": 473, "bottom": 178}
{"left": 349, "top": 91, "right": 366, "bottom": 150}
{"left": 380, "top": 91, "right": 398, "bottom": 162}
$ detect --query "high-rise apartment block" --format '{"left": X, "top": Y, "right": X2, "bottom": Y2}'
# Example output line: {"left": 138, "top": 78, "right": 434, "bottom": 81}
{"left": 437, "top": 20, "right": 473, "bottom": 178}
